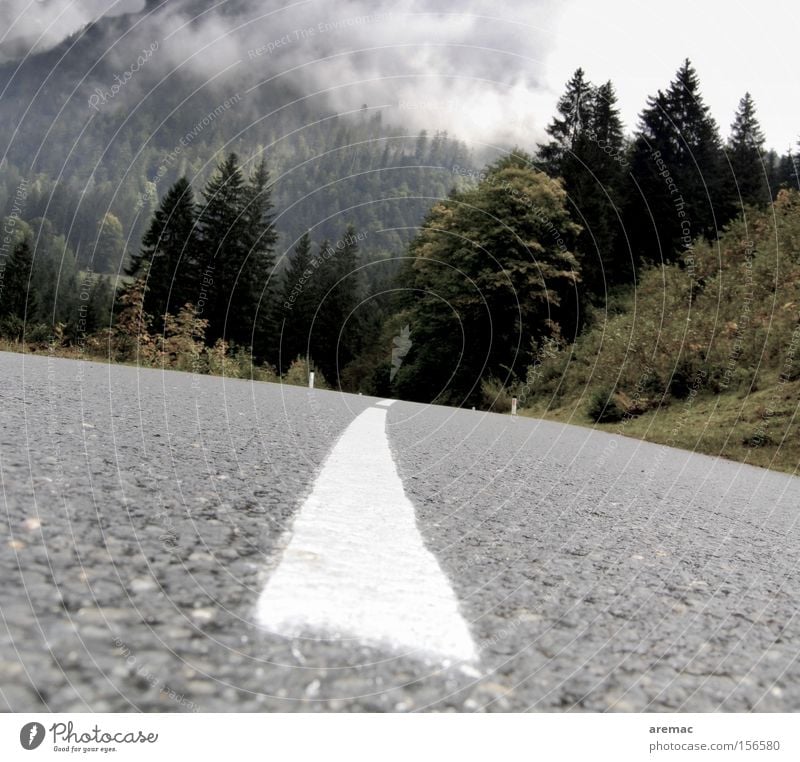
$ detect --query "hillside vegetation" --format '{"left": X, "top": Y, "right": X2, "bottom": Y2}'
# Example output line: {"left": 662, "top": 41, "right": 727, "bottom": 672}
{"left": 522, "top": 191, "right": 800, "bottom": 474}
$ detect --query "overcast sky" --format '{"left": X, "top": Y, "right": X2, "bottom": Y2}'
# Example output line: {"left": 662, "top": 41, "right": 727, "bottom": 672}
{"left": 2, "top": 0, "right": 797, "bottom": 152}
{"left": 542, "top": 0, "right": 799, "bottom": 152}
{"left": 0, "top": 0, "right": 144, "bottom": 51}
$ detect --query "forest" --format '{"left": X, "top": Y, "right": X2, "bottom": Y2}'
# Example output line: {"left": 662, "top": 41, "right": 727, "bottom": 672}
{"left": 2, "top": 56, "right": 800, "bottom": 461}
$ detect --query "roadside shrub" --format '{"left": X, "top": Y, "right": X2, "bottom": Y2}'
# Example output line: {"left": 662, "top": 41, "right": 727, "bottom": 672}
{"left": 587, "top": 386, "right": 626, "bottom": 423}
{"left": 668, "top": 362, "right": 695, "bottom": 399}
{"left": 24, "top": 322, "right": 54, "bottom": 346}
{"left": 480, "top": 376, "right": 513, "bottom": 412}
{"left": 159, "top": 304, "right": 207, "bottom": 372}
{"left": 640, "top": 371, "right": 666, "bottom": 399}
{"left": 283, "top": 357, "right": 328, "bottom": 389}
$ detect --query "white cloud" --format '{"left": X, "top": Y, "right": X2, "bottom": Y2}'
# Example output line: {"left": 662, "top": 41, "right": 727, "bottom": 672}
{"left": 0, "top": 0, "right": 145, "bottom": 55}
{"left": 147, "top": 0, "right": 564, "bottom": 149}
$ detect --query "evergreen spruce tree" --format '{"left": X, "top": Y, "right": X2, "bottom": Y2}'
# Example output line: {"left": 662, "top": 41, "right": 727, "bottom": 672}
{"left": 762, "top": 149, "right": 791, "bottom": 196}
{"left": 625, "top": 59, "right": 730, "bottom": 263}
{"left": 127, "top": 177, "right": 199, "bottom": 330}
{"left": 241, "top": 157, "right": 279, "bottom": 360}
{"left": 335, "top": 223, "right": 362, "bottom": 366}
{"left": 538, "top": 68, "right": 594, "bottom": 176}
{"left": 780, "top": 150, "right": 800, "bottom": 191}
{"left": 278, "top": 231, "right": 316, "bottom": 373}
{"left": 311, "top": 225, "right": 362, "bottom": 384}
{"left": 196, "top": 153, "right": 246, "bottom": 345}
{"left": 582, "top": 81, "right": 630, "bottom": 292}
{"left": 0, "top": 237, "right": 36, "bottom": 321}
{"left": 538, "top": 73, "right": 629, "bottom": 307}
{"left": 728, "top": 93, "right": 769, "bottom": 208}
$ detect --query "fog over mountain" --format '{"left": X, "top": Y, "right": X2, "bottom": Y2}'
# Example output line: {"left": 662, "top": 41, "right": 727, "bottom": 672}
{"left": 1, "top": 0, "right": 561, "bottom": 149}
{"left": 0, "top": 0, "right": 568, "bottom": 270}
{"left": 0, "top": 0, "right": 146, "bottom": 60}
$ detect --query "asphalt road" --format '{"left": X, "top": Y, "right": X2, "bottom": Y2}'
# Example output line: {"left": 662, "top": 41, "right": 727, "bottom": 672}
{"left": 2, "top": 350, "right": 799, "bottom": 712}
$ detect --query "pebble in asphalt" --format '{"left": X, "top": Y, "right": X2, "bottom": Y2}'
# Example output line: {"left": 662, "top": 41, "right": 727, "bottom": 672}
{"left": 1, "top": 351, "right": 800, "bottom": 711}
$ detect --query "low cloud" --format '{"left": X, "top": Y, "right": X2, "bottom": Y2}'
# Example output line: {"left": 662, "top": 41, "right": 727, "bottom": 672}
{"left": 0, "top": 0, "right": 145, "bottom": 58}
{"left": 155, "top": 0, "right": 562, "bottom": 147}
{"left": 3, "top": 0, "right": 564, "bottom": 147}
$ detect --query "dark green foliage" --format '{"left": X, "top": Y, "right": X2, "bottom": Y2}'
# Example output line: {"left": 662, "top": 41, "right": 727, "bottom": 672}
{"left": 127, "top": 177, "right": 200, "bottom": 330}
{"left": 0, "top": 237, "right": 36, "bottom": 321}
{"left": 668, "top": 362, "right": 696, "bottom": 399}
{"left": 728, "top": 93, "right": 770, "bottom": 208}
{"left": 538, "top": 69, "right": 595, "bottom": 175}
{"left": 625, "top": 60, "right": 731, "bottom": 263}
{"left": 395, "top": 151, "right": 580, "bottom": 405}
{"left": 237, "top": 157, "right": 280, "bottom": 360}
{"left": 123, "top": 155, "right": 279, "bottom": 358}
{"left": 587, "top": 387, "right": 626, "bottom": 423}
{"left": 0, "top": 216, "right": 115, "bottom": 342}
{"left": 4, "top": 31, "right": 798, "bottom": 419}
{"left": 195, "top": 153, "right": 248, "bottom": 346}
{"left": 538, "top": 71, "right": 630, "bottom": 310}
{"left": 277, "top": 231, "right": 316, "bottom": 373}
{"left": 83, "top": 276, "right": 114, "bottom": 335}
{"left": 0, "top": 90, "right": 473, "bottom": 274}
{"left": 762, "top": 150, "right": 799, "bottom": 194}
{"left": 310, "top": 226, "right": 363, "bottom": 385}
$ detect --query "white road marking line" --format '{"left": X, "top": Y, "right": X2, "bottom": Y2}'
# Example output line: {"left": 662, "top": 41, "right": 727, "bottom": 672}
{"left": 255, "top": 403, "right": 477, "bottom": 662}
{"left": 375, "top": 399, "right": 396, "bottom": 407}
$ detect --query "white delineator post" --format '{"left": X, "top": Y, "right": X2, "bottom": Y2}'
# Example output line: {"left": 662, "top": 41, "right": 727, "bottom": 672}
{"left": 511, "top": 397, "right": 518, "bottom": 416}
{"left": 308, "top": 371, "right": 315, "bottom": 389}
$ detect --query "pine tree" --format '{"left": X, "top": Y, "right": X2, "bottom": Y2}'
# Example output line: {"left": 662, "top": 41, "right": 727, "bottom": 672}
{"left": 278, "top": 231, "right": 316, "bottom": 373}
{"left": 127, "top": 177, "right": 199, "bottom": 331}
{"left": 335, "top": 224, "right": 363, "bottom": 366}
{"left": 625, "top": 59, "right": 730, "bottom": 263}
{"left": 728, "top": 93, "right": 769, "bottom": 207}
{"left": 780, "top": 151, "right": 800, "bottom": 191}
{"left": 308, "top": 238, "right": 335, "bottom": 380}
{"left": 311, "top": 225, "right": 363, "bottom": 384}
{"left": 196, "top": 153, "right": 246, "bottom": 345}
{"left": 537, "top": 68, "right": 595, "bottom": 175}
{"left": 0, "top": 237, "right": 36, "bottom": 321}
{"left": 538, "top": 74, "right": 629, "bottom": 306}
{"left": 581, "top": 81, "right": 629, "bottom": 292}
{"left": 591, "top": 82, "right": 626, "bottom": 150}
{"left": 241, "top": 157, "right": 279, "bottom": 360}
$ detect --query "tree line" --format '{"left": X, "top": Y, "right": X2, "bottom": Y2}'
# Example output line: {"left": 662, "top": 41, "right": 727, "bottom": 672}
{"left": 391, "top": 59, "right": 800, "bottom": 405}
{"left": 2, "top": 59, "right": 799, "bottom": 407}
{"left": 121, "top": 151, "right": 386, "bottom": 386}
{"left": 0, "top": 109, "right": 472, "bottom": 273}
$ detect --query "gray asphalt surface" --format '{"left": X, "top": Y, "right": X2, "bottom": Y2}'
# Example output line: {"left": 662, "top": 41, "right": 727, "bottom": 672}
{"left": 1, "top": 350, "right": 799, "bottom": 712}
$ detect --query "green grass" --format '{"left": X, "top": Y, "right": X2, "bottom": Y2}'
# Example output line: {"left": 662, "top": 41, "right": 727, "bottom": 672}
{"left": 524, "top": 372, "right": 800, "bottom": 476}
